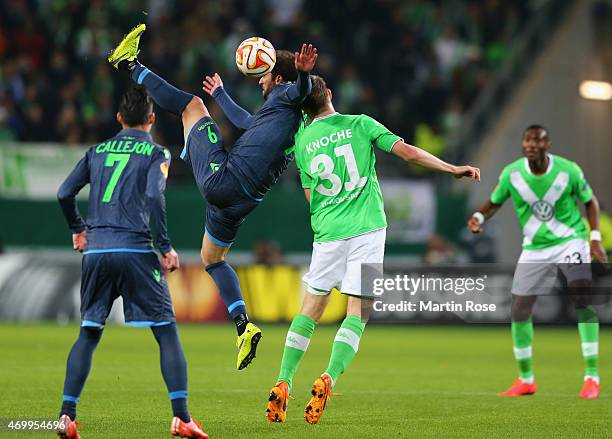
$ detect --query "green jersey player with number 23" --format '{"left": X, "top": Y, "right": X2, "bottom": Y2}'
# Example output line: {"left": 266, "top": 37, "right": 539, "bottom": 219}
{"left": 468, "top": 125, "right": 608, "bottom": 399}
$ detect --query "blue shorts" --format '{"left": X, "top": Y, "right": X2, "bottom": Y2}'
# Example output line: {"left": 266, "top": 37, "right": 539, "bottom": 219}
{"left": 181, "top": 116, "right": 259, "bottom": 245}
{"left": 80, "top": 251, "right": 175, "bottom": 327}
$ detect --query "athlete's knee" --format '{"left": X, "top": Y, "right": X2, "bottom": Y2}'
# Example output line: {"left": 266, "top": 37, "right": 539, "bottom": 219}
{"left": 183, "top": 96, "right": 209, "bottom": 119}
{"left": 201, "top": 249, "right": 225, "bottom": 267}
{"left": 510, "top": 295, "right": 536, "bottom": 321}
{"left": 80, "top": 326, "right": 103, "bottom": 343}
{"left": 300, "top": 293, "right": 329, "bottom": 322}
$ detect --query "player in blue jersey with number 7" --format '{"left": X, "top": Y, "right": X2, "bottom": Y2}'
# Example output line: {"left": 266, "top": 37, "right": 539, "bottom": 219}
{"left": 55, "top": 86, "right": 208, "bottom": 439}
{"left": 108, "top": 24, "right": 316, "bottom": 370}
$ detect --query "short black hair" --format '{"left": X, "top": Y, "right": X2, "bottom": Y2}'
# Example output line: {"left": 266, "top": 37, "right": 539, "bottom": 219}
{"left": 119, "top": 84, "right": 153, "bottom": 127}
{"left": 302, "top": 75, "right": 328, "bottom": 119}
{"left": 524, "top": 124, "right": 549, "bottom": 138}
{"left": 271, "top": 50, "right": 297, "bottom": 82}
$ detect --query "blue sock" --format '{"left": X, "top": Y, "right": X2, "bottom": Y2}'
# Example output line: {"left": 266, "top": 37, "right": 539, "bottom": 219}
{"left": 60, "top": 327, "right": 103, "bottom": 420}
{"left": 131, "top": 64, "right": 193, "bottom": 116}
{"left": 152, "top": 324, "right": 191, "bottom": 423}
{"left": 205, "top": 261, "right": 248, "bottom": 323}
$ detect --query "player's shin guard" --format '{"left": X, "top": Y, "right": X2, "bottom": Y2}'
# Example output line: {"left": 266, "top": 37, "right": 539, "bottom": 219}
{"left": 152, "top": 324, "right": 191, "bottom": 423}
{"left": 129, "top": 64, "right": 193, "bottom": 116}
{"left": 205, "top": 261, "right": 248, "bottom": 331}
{"left": 511, "top": 319, "right": 534, "bottom": 382}
{"left": 577, "top": 306, "right": 599, "bottom": 380}
{"left": 324, "top": 315, "right": 366, "bottom": 386}
{"left": 277, "top": 314, "right": 317, "bottom": 392}
{"left": 60, "top": 326, "right": 103, "bottom": 420}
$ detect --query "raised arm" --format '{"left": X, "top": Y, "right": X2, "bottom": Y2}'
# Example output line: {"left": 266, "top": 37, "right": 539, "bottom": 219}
{"left": 203, "top": 73, "right": 254, "bottom": 129}
{"left": 391, "top": 140, "right": 480, "bottom": 180}
{"left": 286, "top": 44, "right": 317, "bottom": 104}
{"left": 57, "top": 154, "right": 90, "bottom": 251}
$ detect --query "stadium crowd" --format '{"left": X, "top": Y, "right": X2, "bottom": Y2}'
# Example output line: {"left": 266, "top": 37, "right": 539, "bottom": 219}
{"left": 0, "top": 0, "right": 528, "bottom": 168}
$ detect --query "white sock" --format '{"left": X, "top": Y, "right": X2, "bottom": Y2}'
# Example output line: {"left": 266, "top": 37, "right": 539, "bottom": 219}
{"left": 585, "top": 375, "right": 600, "bottom": 384}
{"left": 519, "top": 376, "right": 534, "bottom": 384}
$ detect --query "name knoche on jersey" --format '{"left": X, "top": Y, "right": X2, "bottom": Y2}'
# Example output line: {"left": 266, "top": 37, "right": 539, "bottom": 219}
{"left": 305, "top": 129, "right": 353, "bottom": 154}
{"left": 95, "top": 140, "right": 156, "bottom": 156}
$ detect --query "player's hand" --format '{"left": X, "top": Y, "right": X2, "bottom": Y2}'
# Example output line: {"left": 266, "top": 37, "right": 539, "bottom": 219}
{"left": 467, "top": 217, "right": 482, "bottom": 234}
{"left": 203, "top": 73, "right": 223, "bottom": 96}
{"left": 295, "top": 43, "right": 317, "bottom": 72}
{"left": 453, "top": 165, "right": 480, "bottom": 181}
{"left": 162, "top": 248, "right": 180, "bottom": 273}
{"left": 591, "top": 240, "right": 608, "bottom": 263}
{"left": 72, "top": 231, "right": 87, "bottom": 252}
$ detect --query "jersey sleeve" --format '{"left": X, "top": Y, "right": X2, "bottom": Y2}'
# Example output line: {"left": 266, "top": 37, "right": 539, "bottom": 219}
{"left": 57, "top": 151, "right": 90, "bottom": 233}
{"left": 145, "top": 149, "right": 172, "bottom": 254}
{"left": 490, "top": 167, "right": 511, "bottom": 205}
{"left": 358, "top": 115, "right": 402, "bottom": 152}
{"left": 571, "top": 162, "right": 593, "bottom": 203}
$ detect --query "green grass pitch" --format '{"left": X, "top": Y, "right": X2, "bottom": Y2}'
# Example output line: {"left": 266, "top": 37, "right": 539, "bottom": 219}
{"left": 0, "top": 324, "right": 609, "bottom": 438}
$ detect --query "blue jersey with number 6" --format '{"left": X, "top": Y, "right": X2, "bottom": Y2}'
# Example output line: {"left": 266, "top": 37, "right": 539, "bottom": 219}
{"left": 57, "top": 128, "right": 172, "bottom": 253}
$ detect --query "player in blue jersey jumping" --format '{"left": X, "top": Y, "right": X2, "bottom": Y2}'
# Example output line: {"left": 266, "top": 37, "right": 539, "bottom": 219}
{"left": 56, "top": 85, "right": 208, "bottom": 439}
{"left": 108, "top": 24, "right": 317, "bottom": 370}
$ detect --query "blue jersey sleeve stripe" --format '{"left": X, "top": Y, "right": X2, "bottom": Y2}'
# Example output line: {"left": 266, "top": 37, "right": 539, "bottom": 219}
{"left": 136, "top": 68, "right": 151, "bottom": 85}
{"left": 81, "top": 320, "right": 105, "bottom": 328}
{"left": 83, "top": 248, "right": 155, "bottom": 255}
{"left": 126, "top": 321, "right": 173, "bottom": 327}
{"left": 169, "top": 390, "right": 188, "bottom": 400}
{"left": 227, "top": 300, "right": 245, "bottom": 314}
{"left": 204, "top": 228, "right": 233, "bottom": 247}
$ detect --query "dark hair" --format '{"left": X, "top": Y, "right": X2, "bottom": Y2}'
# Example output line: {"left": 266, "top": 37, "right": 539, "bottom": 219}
{"left": 119, "top": 84, "right": 153, "bottom": 127}
{"left": 302, "top": 75, "right": 328, "bottom": 119}
{"left": 524, "top": 124, "right": 549, "bottom": 137}
{"left": 271, "top": 50, "right": 297, "bottom": 82}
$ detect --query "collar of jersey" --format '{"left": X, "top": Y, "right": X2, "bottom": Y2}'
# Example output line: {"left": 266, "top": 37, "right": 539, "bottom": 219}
{"left": 523, "top": 153, "right": 554, "bottom": 176}
{"left": 312, "top": 112, "right": 339, "bottom": 124}
{"left": 118, "top": 128, "right": 153, "bottom": 141}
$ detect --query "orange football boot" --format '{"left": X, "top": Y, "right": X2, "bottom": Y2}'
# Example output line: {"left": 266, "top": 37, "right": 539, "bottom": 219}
{"left": 579, "top": 377, "right": 600, "bottom": 399}
{"left": 170, "top": 417, "right": 209, "bottom": 438}
{"left": 499, "top": 378, "right": 537, "bottom": 396}
{"left": 56, "top": 414, "right": 80, "bottom": 439}
{"left": 266, "top": 381, "right": 290, "bottom": 422}
{"left": 304, "top": 374, "right": 332, "bottom": 424}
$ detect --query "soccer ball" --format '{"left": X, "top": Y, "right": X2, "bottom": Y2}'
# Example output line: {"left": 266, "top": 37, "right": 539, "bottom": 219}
{"left": 235, "top": 37, "right": 276, "bottom": 78}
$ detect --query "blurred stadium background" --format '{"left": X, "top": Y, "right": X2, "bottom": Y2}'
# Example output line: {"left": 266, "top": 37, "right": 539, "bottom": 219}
{"left": 1, "top": 0, "right": 611, "bottom": 324}
{"left": 0, "top": 1, "right": 611, "bottom": 436}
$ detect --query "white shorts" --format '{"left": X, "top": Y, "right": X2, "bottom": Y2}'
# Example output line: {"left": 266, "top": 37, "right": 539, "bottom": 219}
{"left": 303, "top": 228, "right": 386, "bottom": 297}
{"left": 512, "top": 238, "right": 592, "bottom": 296}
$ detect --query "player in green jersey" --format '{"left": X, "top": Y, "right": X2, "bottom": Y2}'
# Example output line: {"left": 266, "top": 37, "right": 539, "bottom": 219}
{"left": 265, "top": 76, "right": 480, "bottom": 424}
{"left": 468, "top": 125, "right": 608, "bottom": 399}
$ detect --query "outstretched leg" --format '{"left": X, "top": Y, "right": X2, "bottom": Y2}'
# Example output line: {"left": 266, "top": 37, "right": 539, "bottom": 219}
{"left": 108, "top": 23, "right": 209, "bottom": 137}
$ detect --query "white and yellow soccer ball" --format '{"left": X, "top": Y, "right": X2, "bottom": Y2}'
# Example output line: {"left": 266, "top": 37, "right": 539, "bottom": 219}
{"left": 235, "top": 37, "right": 276, "bottom": 78}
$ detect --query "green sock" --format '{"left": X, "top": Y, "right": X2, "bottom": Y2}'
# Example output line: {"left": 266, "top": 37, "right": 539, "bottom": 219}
{"left": 324, "top": 315, "right": 366, "bottom": 387}
{"left": 277, "top": 314, "right": 317, "bottom": 392}
{"left": 577, "top": 306, "right": 599, "bottom": 378}
{"left": 511, "top": 319, "right": 534, "bottom": 381}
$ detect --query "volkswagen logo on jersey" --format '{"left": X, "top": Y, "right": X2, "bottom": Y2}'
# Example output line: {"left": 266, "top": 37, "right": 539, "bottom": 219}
{"left": 532, "top": 200, "right": 554, "bottom": 222}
